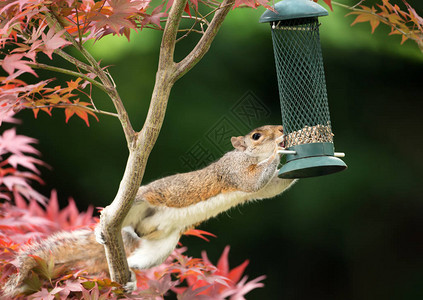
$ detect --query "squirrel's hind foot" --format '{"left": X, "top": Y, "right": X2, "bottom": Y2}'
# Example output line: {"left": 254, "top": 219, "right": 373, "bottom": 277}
{"left": 123, "top": 270, "right": 138, "bottom": 293}
{"left": 94, "top": 225, "right": 106, "bottom": 245}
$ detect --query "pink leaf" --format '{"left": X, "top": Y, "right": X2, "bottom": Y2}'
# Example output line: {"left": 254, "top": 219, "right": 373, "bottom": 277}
{"left": 178, "top": 285, "right": 212, "bottom": 300}
{"left": 0, "top": 128, "right": 39, "bottom": 156}
{"left": 30, "top": 288, "right": 55, "bottom": 300}
{"left": 42, "top": 29, "right": 71, "bottom": 59}
{"left": 216, "top": 246, "right": 230, "bottom": 275}
{"left": 1, "top": 111, "right": 21, "bottom": 124}
{"left": 63, "top": 198, "right": 80, "bottom": 226}
{"left": 2, "top": 176, "right": 28, "bottom": 190}
{"left": 14, "top": 184, "right": 47, "bottom": 204}
{"left": 229, "top": 275, "right": 266, "bottom": 299}
{"left": 0, "top": 103, "right": 18, "bottom": 127}
{"left": 13, "top": 190, "right": 28, "bottom": 209}
{"left": 49, "top": 286, "right": 64, "bottom": 295}
{"left": 7, "top": 154, "right": 45, "bottom": 174}
{"left": 28, "top": 197, "right": 47, "bottom": 216}
{"left": 142, "top": 4, "right": 167, "bottom": 27}
{"left": 62, "top": 280, "right": 83, "bottom": 292}
{"left": 1, "top": 54, "right": 38, "bottom": 77}
{"left": 46, "top": 190, "right": 60, "bottom": 221}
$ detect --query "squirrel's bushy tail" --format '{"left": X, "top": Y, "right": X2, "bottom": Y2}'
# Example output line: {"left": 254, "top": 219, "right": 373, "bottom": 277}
{"left": 3, "top": 229, "right": 107, "bottom": 298}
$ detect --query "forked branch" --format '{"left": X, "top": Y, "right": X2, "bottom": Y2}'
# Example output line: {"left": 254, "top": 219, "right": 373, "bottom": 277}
{"left": 98, "top": 0, "right": 188, "bottom": 287}
{"left": 95, "top": 0, "right": 235, "bottom": 289}
{"left": 175, "top": 0, "right": 235, "bottom": 79}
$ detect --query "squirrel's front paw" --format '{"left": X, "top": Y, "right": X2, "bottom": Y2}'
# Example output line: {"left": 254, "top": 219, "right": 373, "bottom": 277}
{"left": 94, "top": 226, "right": 106, "bottom": 245}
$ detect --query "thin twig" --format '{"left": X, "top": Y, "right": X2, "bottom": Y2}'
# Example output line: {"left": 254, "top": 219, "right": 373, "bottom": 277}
{"left": 74, "top": 2, "right": 83, "bottom": 46}
{"left": 196, "top": 9, "right": 210, "bottom": 26}
{"left": 56, "top": 50, "right": 94, "bottom": 73}
{"left": 175, "top": 0, "right": 235, "bottom": 79}
{"left": 200, "top": 0, "right": 219, "bottom": 9}
{"left": 176, "top": 30, "right": 194, "bottom": 42}
{"left": 351, "top": 0, "right": 365, "bottom": 9}
{"left": 180, "top": 15, "right": 210, "bottom": 25}
{"left": 144, "top": 26, "right": 204, "bottom": 34}
{"left": 76, "top": 83, "right": 98, "bottom": 111}
{"left": 200, "top": 0, "right": 221, "bottom": 8}
{"left": 24, "top": 61, "right": 107, "bottom": 92}
{"left": 177, "top": 28, "right": 205, "bottom": 34}
{"left": 26, "top": 103, "right": 118, "bottom": 118}
{"left": 177, "top": 12, "right": 204, "bottom": 43}
{"left": 202, "top": 4, "right": 229, "bottom": 20}
{"left": 44, "top": 10, "right": 135, "bottom": 145}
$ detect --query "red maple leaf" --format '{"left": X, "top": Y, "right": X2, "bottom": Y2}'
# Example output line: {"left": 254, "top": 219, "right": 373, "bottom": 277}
{"left": 64, "top": 100, "right": 99, "bottom": 126}
{"left": 173, "top": 246, "right": 266, "bottom": 297}
{"left": 183, "top": 228, "right": 216, "bottom": 242}
{"left": 90, "top": 0, "right": 146, "bottom": 34}
{"left": 141, "top": 4, "right": 168, "bottom": 28}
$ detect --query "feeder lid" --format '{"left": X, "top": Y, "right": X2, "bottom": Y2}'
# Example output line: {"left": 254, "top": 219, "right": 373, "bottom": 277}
{"left": 259, "top": 0, "right": 328, "bottom": 23}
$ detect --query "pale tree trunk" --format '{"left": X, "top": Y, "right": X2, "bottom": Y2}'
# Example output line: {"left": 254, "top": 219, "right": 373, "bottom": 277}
{"left": 97, "top": 0, "right": 235, "bottom": 286}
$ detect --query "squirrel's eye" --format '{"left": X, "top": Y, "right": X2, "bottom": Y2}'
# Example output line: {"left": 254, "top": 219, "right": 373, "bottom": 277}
{"left": 252, "top": 133, "right": 261, "bottom": 140}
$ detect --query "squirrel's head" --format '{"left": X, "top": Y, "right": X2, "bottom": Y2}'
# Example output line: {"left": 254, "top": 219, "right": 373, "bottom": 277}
{"left": 231, "top": 125, "right": 284, "bottom": 161}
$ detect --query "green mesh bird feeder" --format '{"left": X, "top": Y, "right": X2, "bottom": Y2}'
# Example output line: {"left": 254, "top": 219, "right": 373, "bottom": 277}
{"left": 260, "top": 0, "right": 347, "bottom": 179}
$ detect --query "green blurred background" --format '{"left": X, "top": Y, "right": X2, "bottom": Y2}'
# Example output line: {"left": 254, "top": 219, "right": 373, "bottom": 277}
{"left": 6, "top": 0, "right": 423, "bottom": 299}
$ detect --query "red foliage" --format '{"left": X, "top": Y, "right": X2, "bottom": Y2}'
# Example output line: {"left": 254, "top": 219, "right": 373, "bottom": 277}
{"left": 346, "top": 0, "right": 423, "bottom": 45}
{"left": 0, "top": 123, "right": 265, "bottom": 299}
{"left": 0, "top": 194, "right": 265, "bottom": 299}
{"left": 0, "top": 0, "right": 273, "bottom": 126}
{"left": 0, "top": 125, "right": 47, "bottom": 204}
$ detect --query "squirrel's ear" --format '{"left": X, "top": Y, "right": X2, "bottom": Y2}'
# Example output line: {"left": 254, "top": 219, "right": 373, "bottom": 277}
{"left": 231, "top": 136, "right": 247, "bottom": 151}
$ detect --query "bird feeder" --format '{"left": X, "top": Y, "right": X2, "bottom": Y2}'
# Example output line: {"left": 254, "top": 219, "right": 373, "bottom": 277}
{"left": 260, "top": 0, "right": 347, "bottom": 178}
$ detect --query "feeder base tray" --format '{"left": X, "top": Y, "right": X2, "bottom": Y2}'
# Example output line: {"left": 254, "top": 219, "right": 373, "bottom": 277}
{"left": 278, "top": 155, "right": 347, "bottom": 179}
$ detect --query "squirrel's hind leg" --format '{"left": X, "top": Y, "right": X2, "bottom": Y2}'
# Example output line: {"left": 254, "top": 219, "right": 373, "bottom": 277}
{"left": 127, "top": 229, "right": 181, "bottom": 270}
{"left": 123, "top": 269, "right": 138, "bottom": 293}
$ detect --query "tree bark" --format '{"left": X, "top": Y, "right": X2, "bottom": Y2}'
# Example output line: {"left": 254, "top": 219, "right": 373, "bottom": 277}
{"left": 97, "top": 0, "right": 184, "bottom": 284}
{"left": 98, "top": 0, "right": 234, "bottom": 288}
{"left": 98, "top": 70, "right": 176, "bottom": 285}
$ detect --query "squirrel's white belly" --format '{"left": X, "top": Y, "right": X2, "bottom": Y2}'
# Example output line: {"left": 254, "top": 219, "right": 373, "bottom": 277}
{"left": 147, "top": 190, "right": 250, "bottom": 232}
{"left": 159, "top": 178, "right": 294, "bottom": 230}
{"left": 125, "top": 177, "right": 294, "bottom": 237}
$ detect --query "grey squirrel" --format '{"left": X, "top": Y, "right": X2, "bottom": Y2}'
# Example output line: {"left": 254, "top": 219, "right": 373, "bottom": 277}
{"left": 3, "top": 125, "right": 296, "bottom": 297}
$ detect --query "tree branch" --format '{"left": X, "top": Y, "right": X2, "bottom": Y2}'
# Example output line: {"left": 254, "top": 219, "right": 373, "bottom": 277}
{"left": 24, "top": 61, "right": 107, "bottom": 92}
{"left": 158, "top": 0, "right": 188, "bottom": 70}
{"left": 82, "top": 0, "right": 234, "bottom": 290}
{"left": 44, "top": 11, "right": 136, "bottom": 146}
{"left": 54, "top": 49, "right": 94, "bottom": 73}
{"left": 27, "top": 103, "right": 118, "bottom": 118}
{"left": 97, "top": 0, "right": 187, "bottom": 287}
{"left": 175, "top": 0, "right": 235, "bottom": 79}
